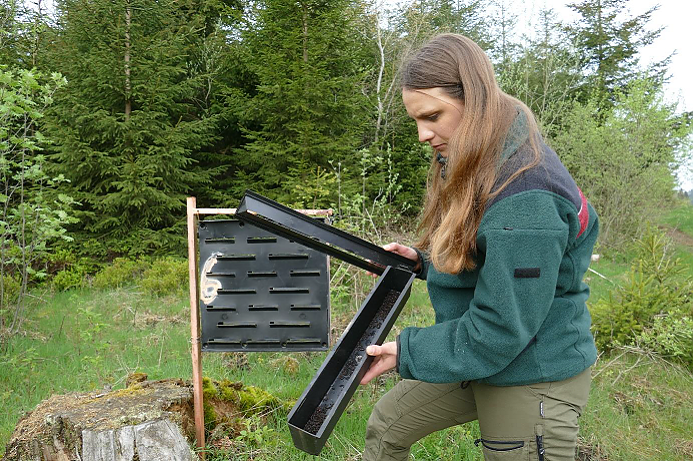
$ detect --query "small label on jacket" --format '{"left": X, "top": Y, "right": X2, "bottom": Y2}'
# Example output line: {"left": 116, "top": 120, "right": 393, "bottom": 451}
{"left": 514, "top": 267, "right": 540, "bottom": 278}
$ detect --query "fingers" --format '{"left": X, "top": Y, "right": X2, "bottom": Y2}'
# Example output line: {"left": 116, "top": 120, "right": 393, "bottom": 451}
{"left": 366, "top": 345, "right": 382, "bottom": 357}
{"left": 383, "top": 242, "right": 401, "bottom": 255}
{"left": 360, "top": 342, "right": 397, "bottom": 385}
{"left": 361, "top": 355, "right": 391, "bottom": 384}
{"left": 361, "top": 355, "right": 396, "bottom": 384}
{"left": 384, "top": 242, "right": 418, "bottom": 262}
{"left": 360, "top": 358, "right": 383, "bottom": 384}
{"left": 361, "top": 348, "right": 380, "bottom": 384}
{"left": 366, "top": 243, "right": 417, "bottom": 277}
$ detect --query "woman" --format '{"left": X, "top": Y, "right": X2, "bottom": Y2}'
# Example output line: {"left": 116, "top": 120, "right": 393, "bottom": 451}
{"left": 360, "top": 34, "right": 599, "bottom": 461}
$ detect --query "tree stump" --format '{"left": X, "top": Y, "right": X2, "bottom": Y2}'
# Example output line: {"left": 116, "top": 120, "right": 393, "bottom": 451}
{"left": 4, "top": 378, "right": 196, "bottom": 461}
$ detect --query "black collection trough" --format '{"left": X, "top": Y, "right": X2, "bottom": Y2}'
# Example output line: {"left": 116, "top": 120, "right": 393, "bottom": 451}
{"left": 286, "top": 267, "right": 416, "bottom": 455}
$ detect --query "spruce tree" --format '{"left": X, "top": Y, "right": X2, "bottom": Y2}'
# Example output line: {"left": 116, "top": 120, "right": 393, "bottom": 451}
{"left": 0, "top": 0, "right": 22, "bottom": 67}
{"left": 565, "top": 0, "right": 668, "bottom": 109}
{"left": 0, "top": 0, "right": 49, "bottom": 69}
{"left": 233, "top": 0, "right": 371, "bottom": 206}
{"left": 45, "top": 0, "right": 220, "bottom": 255}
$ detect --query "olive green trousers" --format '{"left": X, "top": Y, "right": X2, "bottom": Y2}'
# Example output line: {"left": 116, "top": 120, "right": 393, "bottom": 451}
{"left": 363, "top": 368, "right": 591, "bottom": 460}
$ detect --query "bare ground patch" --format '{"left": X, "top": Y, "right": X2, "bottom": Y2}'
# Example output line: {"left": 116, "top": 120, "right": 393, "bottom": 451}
{"left": 659, "top": 225, "right": 693, "bottom": 247}
{"left": 577, "top": 435, "right": 610, "bottom": 460}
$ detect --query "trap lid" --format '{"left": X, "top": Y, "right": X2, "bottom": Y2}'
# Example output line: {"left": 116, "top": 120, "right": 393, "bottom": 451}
{"left": 235, "top": 190, "right": 417, "bottom": 275}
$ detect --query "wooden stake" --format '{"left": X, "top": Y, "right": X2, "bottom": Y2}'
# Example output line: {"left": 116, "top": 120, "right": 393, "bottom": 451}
{"left": 187, "top": 197, "right": 205, "bottom": 458}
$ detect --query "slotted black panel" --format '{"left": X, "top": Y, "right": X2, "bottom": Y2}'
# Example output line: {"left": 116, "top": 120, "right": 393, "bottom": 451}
{"left": 199, "top": 218, "right": 330, "bottom": 352}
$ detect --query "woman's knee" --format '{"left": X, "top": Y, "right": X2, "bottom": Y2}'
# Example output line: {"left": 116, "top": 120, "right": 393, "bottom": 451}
{"left": 473, "top": 369, "right": 591, "bottom": 460}
{"left": 366, "top": 394, "right": 395, "bottom": 438}
{"left": 363, "top": 396, "right": 410, "bottom": 461}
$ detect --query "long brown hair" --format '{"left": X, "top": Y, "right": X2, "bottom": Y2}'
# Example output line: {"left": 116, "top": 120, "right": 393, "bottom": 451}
{"left": 402, "top": 33, "right": 541, "bottom": 274}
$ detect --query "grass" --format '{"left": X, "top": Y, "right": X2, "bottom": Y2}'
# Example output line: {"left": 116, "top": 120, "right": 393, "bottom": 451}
{"left": 583, "top": 256, "right": 626, "bottom": 302}
{"left": 580, "top": 351, "right": 693, "bottom": 460}
{"left": 0, "top": 288, "right": 194, "bottom": 443}
{"left": 659, "top": 199, "right": 693, "bottom": 233}
{"left": 658, "top": 199, "right": 693, "bottom": 277}
{"left": 2, "top": 201, "right": 693, "bottom": 459}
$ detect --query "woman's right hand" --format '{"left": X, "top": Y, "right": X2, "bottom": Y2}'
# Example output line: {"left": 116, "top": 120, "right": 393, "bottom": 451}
{"left": 382, "top": 242, "right": 418, "bottom": 263}
{"left": 368, "top": 243, "right": 420, "bottom": 277}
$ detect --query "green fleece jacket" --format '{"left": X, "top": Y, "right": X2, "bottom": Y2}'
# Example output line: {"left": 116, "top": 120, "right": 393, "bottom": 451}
{"left": 397, "top": 134, "right": 599, "bottom": 386}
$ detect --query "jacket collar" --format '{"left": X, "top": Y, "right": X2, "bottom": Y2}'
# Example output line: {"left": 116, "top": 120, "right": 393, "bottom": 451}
{"left": 499, "top": 109, "right": 530, "bottom": 164}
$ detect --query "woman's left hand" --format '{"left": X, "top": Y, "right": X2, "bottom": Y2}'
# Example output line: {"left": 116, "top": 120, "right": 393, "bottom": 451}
{"left": 360, "top": 341, "right": 397, "bottom": 385}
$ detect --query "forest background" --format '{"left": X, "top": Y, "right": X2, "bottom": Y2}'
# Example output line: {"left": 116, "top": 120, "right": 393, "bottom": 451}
{"left": 2, "top": 0, "right": 693, "bottom": 458}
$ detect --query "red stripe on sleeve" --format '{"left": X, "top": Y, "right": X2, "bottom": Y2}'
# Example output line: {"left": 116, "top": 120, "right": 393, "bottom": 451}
{"left": 577, "top": 187, "right": 588, "bottom": 238}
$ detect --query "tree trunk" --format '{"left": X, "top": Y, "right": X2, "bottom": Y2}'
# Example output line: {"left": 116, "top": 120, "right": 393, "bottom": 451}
{"left": 124, "top": 1, "right": 132, "bottom": 120}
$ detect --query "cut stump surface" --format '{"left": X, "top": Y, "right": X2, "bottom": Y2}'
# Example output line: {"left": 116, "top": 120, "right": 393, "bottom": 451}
{"left": 4, "top": 378, "right": 195, "bottom": 461}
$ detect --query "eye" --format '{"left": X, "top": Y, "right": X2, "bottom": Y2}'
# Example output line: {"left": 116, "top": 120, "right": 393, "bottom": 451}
{"left": 425, "top": 113, "right": 439, "bottom": 122}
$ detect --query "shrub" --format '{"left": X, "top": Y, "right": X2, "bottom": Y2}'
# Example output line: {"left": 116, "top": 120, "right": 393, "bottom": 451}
{"left": 1, "top": 274, "right": 21, "bottom": 310}
{"left": 45, "top": 248, "right": 78, "bottom": 274}
{"left": 48, "top": 250, "right": 96, "bottom": 292}
{"left": 590, "top": 225, "right": 693, "bottom": 355}
{"left": 92, "top": 258, "right": 149, "bottom": 290}
{"left": 52, "top": 267, "right": 86, "bottom": 291}
{"left": 552, "top": 79, "right": 688, "bottom": 250}
{"left": 637, "top": 311, "right": 693, "bottom": 369}
{"left": 1, "top": 68, "right": 73, "bottom": 342}
{"left": 139, "top": 257, "right": 188, "bottom": 297}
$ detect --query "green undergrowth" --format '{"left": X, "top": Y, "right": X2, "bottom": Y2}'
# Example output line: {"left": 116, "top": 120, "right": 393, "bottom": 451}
{"left": 3, "top": 276, "right": 692, "bottom": 460}
{"left": 580, "top": 351, "right": 693, "bottom": 460}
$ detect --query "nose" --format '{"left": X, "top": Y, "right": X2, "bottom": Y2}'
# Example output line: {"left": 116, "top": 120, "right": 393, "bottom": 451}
{"left": 417, "top": 123, "right": 434, "bottom": 143}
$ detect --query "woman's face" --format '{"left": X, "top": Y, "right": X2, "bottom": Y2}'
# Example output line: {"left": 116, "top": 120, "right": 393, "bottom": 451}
{"left": 402, "top": 87, "right": 464, "bottom": 156}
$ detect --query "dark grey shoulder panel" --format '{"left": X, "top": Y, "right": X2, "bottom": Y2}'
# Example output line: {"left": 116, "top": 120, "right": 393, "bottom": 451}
{"left": 488, "top": 140, "right": 582, "bottom": 210}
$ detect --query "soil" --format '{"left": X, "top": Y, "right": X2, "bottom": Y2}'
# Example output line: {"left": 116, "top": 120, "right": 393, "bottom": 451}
{"left": 660, "top": 225, "right": 693, "bottom": 247}
{"left": 303, "top": 402, "right": 333, "bottom": 434}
